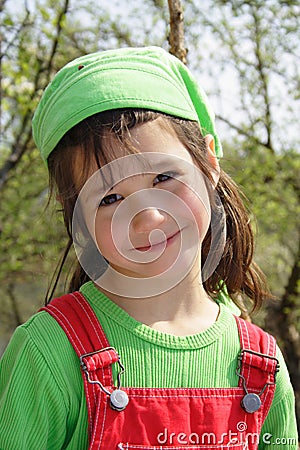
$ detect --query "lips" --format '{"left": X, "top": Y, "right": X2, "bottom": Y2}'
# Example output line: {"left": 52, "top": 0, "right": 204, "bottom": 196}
{"left": 134, "top": 230, "right": 181, "bottom": 251}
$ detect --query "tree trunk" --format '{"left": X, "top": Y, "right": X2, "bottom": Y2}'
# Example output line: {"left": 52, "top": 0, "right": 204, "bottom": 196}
{"left": 7, "top": 284, "right": 22, "bottom": 327}
{"left": 265, "top": 233, "right": 300, "bottom": 431}
{"left": 167, "top": 0, "right": 187, "bottom": 64}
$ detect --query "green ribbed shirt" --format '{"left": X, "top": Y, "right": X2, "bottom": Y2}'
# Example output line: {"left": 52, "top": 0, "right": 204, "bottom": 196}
{"left": 0, "top": 281, "right": 298, "bottom": 449}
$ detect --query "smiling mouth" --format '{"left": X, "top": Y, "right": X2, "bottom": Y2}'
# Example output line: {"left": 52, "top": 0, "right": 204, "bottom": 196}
{"left": 134, "top": 230, "right": 181, "bottom": 252}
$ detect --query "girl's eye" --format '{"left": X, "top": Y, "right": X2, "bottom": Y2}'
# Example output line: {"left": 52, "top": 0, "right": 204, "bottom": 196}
{"left": 153, "top": 171, "right": 178, "bottom": 186}
{"left": 99, "top": 193, "right": 123, "bottom": 206}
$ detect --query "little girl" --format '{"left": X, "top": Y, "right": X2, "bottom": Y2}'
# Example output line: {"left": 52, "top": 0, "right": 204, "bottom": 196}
{"left": 0, "top": 47, "right": 298, "bottom": 449}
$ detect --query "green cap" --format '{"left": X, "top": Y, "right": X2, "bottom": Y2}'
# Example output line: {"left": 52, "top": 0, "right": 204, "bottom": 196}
{"left": 32, "top": 46, "right": 222, "bottom": 162}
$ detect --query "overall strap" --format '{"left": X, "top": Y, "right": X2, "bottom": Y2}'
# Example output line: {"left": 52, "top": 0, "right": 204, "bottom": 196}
{"left": 41, "top": 292, "right": 118, "bottom": 445}
{"left": 234, "top": 316, "right": 279, "bottom": 416}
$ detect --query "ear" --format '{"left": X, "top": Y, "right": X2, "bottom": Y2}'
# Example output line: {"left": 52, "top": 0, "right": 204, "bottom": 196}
{"left": 204, "top": 134, "right": 220, "bottom": 186}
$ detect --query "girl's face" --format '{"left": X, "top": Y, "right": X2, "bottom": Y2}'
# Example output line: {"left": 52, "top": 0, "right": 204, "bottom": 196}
{"left": 77, "top": 120, "right": 219, "bottom": 281}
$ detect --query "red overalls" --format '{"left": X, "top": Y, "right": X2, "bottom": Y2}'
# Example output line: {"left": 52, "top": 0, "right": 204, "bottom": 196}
{"left": 42, "top": 292, "right": 279, "bottom": 450}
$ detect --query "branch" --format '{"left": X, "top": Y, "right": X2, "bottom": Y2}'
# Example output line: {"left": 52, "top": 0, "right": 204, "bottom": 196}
{"left": 43, "top": 0, "right": 70, "bottom": 78}
{"left": 6, "top": 283, "right": 22, "bottom": 326}
{"left": 216, "top": 114, "right": 275, "bottom": 153}
{"left": 281, "top": 231, "right": 300, "bottom": 313}
{"left": 0, "top": 57, "right": 42, "bottom": 191}
{"left": 0, "top": 4, "right": 31, "bottom": 62}
{"left": 0, "top": 134, "right": 33, "bottom": 191}
{"left": 167, "top": 0, "right": 187, "bottom": 64}
{"left": 251, "top": 5, "right": 273, "bottom": 150}
{"left": 266, "top": 231, "right": 300, "bottom": 430}
{"left": 0, "top": 0, "right": 7, "bottom": 12}
{"left": 0, "top": 0, "right": 70, "bottom": 191}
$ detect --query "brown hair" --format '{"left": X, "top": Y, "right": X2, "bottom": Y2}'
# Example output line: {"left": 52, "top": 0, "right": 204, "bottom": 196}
{"left": 47, "top": 109, "right": 272, "bottom": 312}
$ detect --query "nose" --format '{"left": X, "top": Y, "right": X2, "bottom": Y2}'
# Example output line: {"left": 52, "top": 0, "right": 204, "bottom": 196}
{"left": 131, "top": 208, "right": 166, "bottom": 233}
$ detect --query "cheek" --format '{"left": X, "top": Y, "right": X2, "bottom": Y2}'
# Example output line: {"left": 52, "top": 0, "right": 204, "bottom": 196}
{"left": 178, "top": 186, "right": 211, "bottom": 240}
{"left": 94, "top": 212, "right": 114, "bottom": 257}
{"left": 94, "top": 210, "right": 130, "bottom": 263}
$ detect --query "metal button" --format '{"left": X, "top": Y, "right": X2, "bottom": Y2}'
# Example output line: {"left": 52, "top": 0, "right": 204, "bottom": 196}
{"left": 241, "top": 393, "right": 261, "bottom": 413}
{"left": 110, "top": 389, "right": 129, "bottom": 411}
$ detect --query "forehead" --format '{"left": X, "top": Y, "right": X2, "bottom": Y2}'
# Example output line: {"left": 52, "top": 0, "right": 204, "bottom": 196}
{"left": 106, "top": 121, "right": 196, "bottom": 186}
{"left": 104, "top": 119, "right": 193, "bottom": 164}
{"left": 74, "top": 119, "right": 194, "bottom": 188}
{"left": 73, "top": 118, "right": 197, "bottom": 194}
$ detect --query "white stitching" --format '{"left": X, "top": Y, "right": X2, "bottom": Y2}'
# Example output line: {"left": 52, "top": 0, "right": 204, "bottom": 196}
{"left": 72, "top": 292, "right": 113, "bottom": 387}
{"left": 47, "top": 305, "right": 84, "bottom": 355}
{"left": 71, "top": 292, "right": 107, "bottom": 347}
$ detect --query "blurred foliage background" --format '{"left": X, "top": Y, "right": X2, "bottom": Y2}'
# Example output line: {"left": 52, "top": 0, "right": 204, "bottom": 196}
{"left": 0, "top": 0, "right": 299, "bottom": 429}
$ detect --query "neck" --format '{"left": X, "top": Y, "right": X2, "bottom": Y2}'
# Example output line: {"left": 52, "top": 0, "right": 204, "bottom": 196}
{"left": 95, "top": 263, "right": 219, "bottom": 336}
